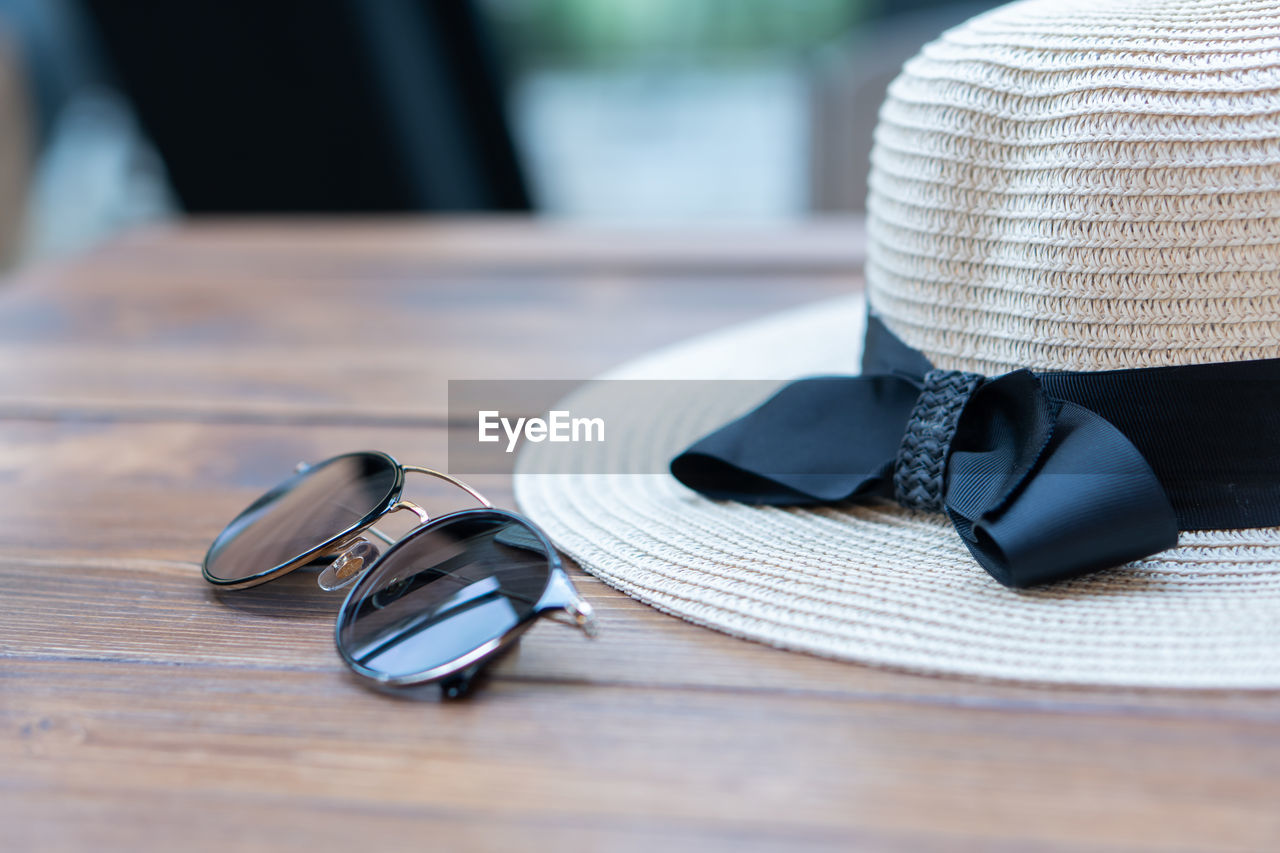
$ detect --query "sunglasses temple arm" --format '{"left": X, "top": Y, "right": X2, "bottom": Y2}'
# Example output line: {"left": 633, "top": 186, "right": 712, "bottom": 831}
{"left": 537, "top": 569, "right": 598, "bottom": 638}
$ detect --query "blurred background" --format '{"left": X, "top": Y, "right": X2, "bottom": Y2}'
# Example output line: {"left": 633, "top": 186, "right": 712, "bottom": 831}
{"left": 0, "top": 0, "right": 1000, "bottom": 270}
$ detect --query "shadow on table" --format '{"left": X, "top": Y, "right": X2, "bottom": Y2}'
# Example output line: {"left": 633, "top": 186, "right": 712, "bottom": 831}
{"left": 206, "top": 564, "right": 524, "bottom": 702}
{"left": 206, "top": 567, "right": 338, "bottom": 618}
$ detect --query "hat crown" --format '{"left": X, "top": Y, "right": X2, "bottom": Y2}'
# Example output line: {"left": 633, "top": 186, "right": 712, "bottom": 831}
{"left": 866, "top": 0, "right": 1280, "bottom": 373}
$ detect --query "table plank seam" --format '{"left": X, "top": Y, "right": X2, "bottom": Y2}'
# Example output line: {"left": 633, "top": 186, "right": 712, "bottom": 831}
{"left": 7, "top": 654, "right": 1280, "bottom": 723}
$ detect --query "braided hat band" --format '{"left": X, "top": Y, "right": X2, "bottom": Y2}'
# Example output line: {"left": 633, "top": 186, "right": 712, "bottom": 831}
{"left": 892, "top": 371, "right": 984, "bottom": 513}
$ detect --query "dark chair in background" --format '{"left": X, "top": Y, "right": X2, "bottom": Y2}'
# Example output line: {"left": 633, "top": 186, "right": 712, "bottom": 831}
{"left": 77, "top": 0, "right": 530, "bottom": 213}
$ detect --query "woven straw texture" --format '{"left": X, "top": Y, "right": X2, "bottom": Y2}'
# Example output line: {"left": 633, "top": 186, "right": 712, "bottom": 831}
{"left": 868, "top": 0, "right": 1280, "bottom": 374}
{"left": 515, "top": 0, "right": 1280, "bottom": 688}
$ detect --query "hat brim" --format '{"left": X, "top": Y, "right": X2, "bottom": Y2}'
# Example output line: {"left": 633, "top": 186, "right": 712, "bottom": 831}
{"left": 514, "top": 296, "right": 1280, "bottom": 688}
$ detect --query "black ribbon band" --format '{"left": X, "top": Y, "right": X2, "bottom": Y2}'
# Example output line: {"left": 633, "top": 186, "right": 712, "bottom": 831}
{"left": 670, "top": 315, "right": 1280, "bottom": 588}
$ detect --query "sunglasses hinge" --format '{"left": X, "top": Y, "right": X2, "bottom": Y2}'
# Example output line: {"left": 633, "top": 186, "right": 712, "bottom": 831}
{"left": 537, "top": 569, "right": 599, "bottom": 638}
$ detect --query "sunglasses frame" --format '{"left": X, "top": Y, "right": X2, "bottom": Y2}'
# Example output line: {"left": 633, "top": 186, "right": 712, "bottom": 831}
{"left": 335, "top": 505, "right": 591, "bottom": 696}
{"left": 202, "top": 451, "right": 596, "bottom": 697}
{"left": 202, "top": 451, "right": 417, "bottom": 590}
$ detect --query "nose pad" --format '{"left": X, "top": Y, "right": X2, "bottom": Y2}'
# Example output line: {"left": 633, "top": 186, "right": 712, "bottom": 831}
{"left": 317, "top": 539, "right": 381, "bottom": 591}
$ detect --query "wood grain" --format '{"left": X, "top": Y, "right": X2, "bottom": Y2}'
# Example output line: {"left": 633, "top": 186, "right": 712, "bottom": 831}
{"left": 1, "top": 220, "right": 1278, "bottom": 852}
{"left": 8, "top": 661, "right": 1280, "bottom": 853}
{"left": 0, "top": 229, "right": 856, "bottom": 421}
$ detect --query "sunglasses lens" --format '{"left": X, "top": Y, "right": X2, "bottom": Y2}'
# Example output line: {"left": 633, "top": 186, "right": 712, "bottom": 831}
{"left": 203, "top": 452, "right": 399, "bottom": 585}
{"left": 335, "top": 511, "right": 553, "bottom": 682}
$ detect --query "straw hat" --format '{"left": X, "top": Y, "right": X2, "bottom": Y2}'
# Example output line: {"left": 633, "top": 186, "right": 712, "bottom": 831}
{"left": 513, "top": 0, "right": 1280, "bottom": 688}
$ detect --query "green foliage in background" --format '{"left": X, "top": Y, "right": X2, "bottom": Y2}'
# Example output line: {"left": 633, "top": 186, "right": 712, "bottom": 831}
{"left": 484, "top": 0, "right": 867, "bottom": 68}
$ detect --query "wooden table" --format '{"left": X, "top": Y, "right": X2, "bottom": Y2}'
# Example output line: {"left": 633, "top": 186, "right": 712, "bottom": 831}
{"left": 3, "top": 219, "right": 1278, "bottom": 852}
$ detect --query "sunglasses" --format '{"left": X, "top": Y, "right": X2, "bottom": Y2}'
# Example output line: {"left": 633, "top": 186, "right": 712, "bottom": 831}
{"left": 202, "top": 451, "right": 596, "bottom": 698}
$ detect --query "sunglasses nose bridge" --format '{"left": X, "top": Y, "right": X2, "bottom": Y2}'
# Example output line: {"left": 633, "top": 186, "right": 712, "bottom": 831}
{"left": 390, "top": 499, "right": 431, "bottom": 525}
{"left": 315, "top": 500, "right": 429, "bottom": 594}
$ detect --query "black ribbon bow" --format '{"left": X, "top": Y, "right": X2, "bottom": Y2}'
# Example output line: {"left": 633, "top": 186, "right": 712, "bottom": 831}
{"left": 671, "top": 316, "right": 1280, "bottom": 588}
